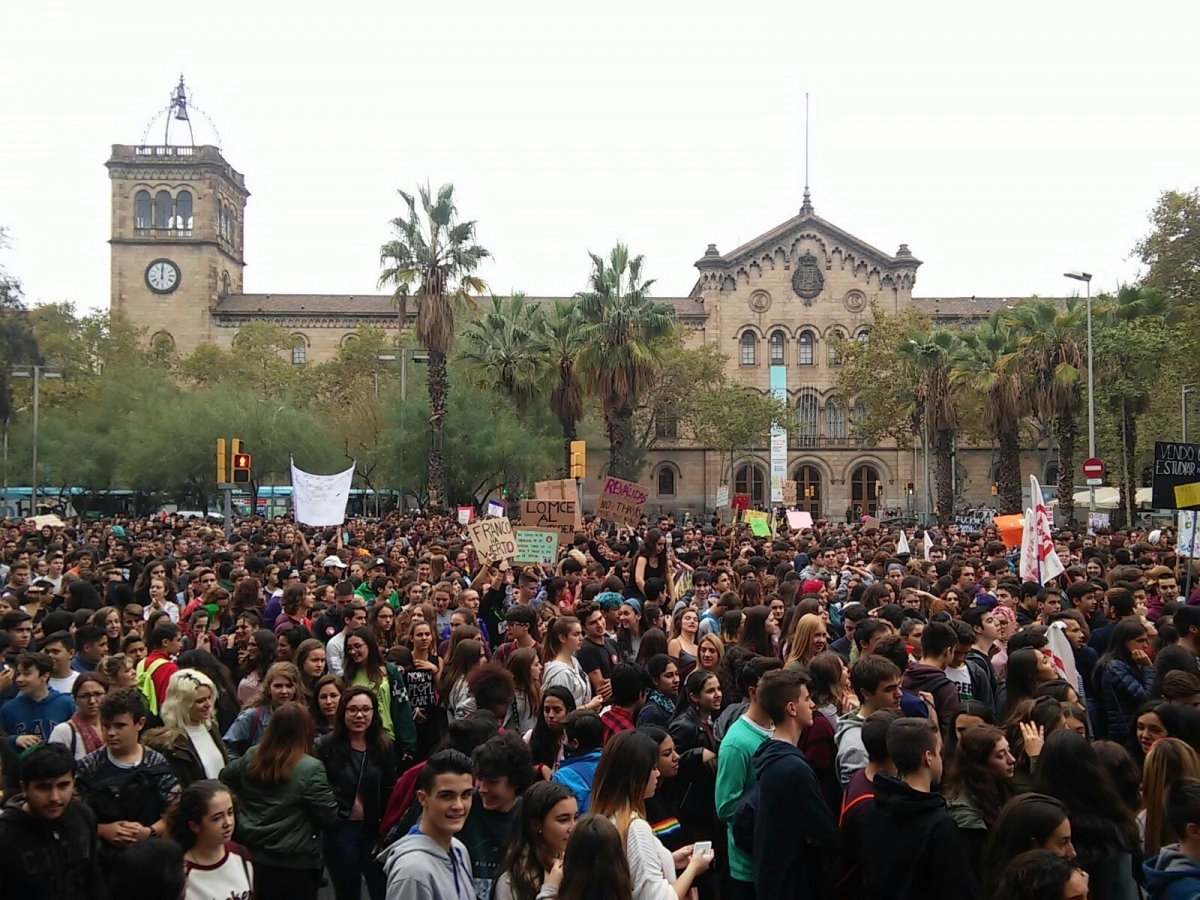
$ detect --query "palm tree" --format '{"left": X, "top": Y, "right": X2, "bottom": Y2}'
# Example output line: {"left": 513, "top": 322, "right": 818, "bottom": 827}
{"left": 534, "top": 298, "right": 587, "bottom": 475}
{"left": 902, "top": 328, "right": 961, "bottom": 523}
{"left": 459, "top": 293, "right": 543, "bottom": 418}
{"left": 1007, "top": 298, "right": 1086, "bottom": 521}
{"left": 379, "top": 183, "right": 489, "bottom": 508}
{"left": 952, "top": 311, "right": 1026, "bottom": 513}
{"left": 576, "top": 244, "right": 675, "bottom": 480}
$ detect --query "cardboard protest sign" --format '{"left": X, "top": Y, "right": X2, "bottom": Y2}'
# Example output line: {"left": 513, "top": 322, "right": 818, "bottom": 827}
{"left": 596, "top": 476, "right": 650, "bottom": 524}
{"left": 535, "top": 479, "right": 576, "bottom": 501}
{"left": 782, "top": 480, "right": 798, "bottom": 505}
{"left": 520, "top": 500, "right": 581, "bottom": 536}
{"left": 513, "top": 528, "right": 560, "bottom": 565}
{"left": 466, "top": 518, "right": 517, "bottom": 560}
{"left": 862, "top": 516, "right": 880, "bottom": 530}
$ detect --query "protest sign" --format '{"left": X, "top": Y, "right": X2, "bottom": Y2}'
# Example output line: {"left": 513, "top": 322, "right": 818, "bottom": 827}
{"left": 456, "top": 506, "right": 474, "bottom": 525}
{"left": 732, "top": 494, "right": 750, "bottom": 511}
{"left": 513, "top": 528, "right": 560, "bottom": 565}
{"left": 781, "top": 480, "right": 798, "bottom": 505}
{"left": 744, "top": 509, "right": 772, "bottom": 537}
{"left": 596, "top": 476, "right": 650, "bottom": 524}
{"left": 485, "top": 499, "right": 505, "bottom": 518}
{"left": 535, "top": 479, "right": 576, "bottom": 501}
{"left": 520, "top": 500, "right": 580, "bottom": 536}
{"left": 954, "top": 510, "right": 995, "bottom": 531}
{"left": 290, "top": 459, "right": 355, "bottom": 527}
{"left": 1180, "top": 512, "right": 1200, "bottom": 559}
{"left": 786, "top": 510, "right": 813, "bottom": 531}
{"left": 466, "top": 518, "right": 517, "bottom": 560}
{"left": 1153, "top": 442, "right": 1200, "bottom": 509}
{"left": 715, "top": 486, "right": 730, "bottom": 509}
{"left": 1087, "top": 511, "right": 1110, "bottom": 533}
{"left": 862, "top": 516, "right": 880, "bottom": 530}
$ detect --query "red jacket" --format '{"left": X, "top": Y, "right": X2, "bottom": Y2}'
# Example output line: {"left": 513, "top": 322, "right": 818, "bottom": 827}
{"left": 143, "top": 649, "right": 178, "bottom": 707}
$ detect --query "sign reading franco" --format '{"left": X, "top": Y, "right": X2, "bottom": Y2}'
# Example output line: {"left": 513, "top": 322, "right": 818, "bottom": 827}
{"left": 596, "top": 476, "right": 651, "bottom": 525}
{"left": 513, "top": 528, "right": 560, "bottom": 565}
{"left": 466, "top": 518, "right": 517, "bottom": 561}
{"left": 520, "top": 500, "right": 580, "bottom": 536}
{"left": 1153, "top": 442, "right": 1200, "bottom": 510}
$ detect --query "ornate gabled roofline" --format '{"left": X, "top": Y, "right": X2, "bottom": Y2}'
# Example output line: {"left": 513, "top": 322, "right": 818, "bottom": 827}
{"left": 693, "top": 211, "right": 922, "bottom": 274}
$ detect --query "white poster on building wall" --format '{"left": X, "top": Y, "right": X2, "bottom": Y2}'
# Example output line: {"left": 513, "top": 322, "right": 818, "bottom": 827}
{"left": 290, "top": 458, "right": 356, "bottom": 526}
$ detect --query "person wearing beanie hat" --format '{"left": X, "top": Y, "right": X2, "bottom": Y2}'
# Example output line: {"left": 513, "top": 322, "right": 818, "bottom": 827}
{"left": 801, "top": 579, "right": 826, "bottom": 596}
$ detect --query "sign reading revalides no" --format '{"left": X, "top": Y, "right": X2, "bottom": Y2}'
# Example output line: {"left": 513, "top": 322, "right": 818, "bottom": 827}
{"left": 1152, "top": 442, "right": 1200, "bottom": 510}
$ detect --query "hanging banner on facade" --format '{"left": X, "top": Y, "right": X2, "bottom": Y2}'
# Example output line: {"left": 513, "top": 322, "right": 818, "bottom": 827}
{"left": 596, "top": 477, "right": 650, "bottom": 524}
{"left": 769, "top": 365, "right": 788, "bottom": 504}
{"left": 513, "top": 528, "right": 560, "bottom": 565}
{"left": 290, "top": 458, "right": 356, "bottom": 527}
{"left": 466, "top": 517, "right": 517, "bottom": 560}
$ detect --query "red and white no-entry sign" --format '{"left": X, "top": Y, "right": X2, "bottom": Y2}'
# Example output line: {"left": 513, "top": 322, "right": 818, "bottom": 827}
{"left": 1082, "top": 457, "right": 1105, "bottom": 480}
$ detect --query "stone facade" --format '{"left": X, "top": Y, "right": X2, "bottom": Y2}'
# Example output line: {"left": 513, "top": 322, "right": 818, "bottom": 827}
{"left": 109, "top": 144, "right": 1060, "bottom": 514}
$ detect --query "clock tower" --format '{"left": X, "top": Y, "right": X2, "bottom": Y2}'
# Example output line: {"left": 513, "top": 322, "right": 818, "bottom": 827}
{"left": 107, "top": 77, "right": 248, "bottom": 355}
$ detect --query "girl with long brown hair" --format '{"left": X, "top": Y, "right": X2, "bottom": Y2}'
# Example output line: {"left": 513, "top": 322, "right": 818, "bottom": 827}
{"left": 219, "top": 702, "right": 337, "bottom": 900}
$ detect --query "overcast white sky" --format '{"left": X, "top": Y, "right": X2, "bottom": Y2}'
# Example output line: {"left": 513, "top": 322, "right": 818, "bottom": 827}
{"left": 2, "top": 0, "right": 1197, "bottom": 312}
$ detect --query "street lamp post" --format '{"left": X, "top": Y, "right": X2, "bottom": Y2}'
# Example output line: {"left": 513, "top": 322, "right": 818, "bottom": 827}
{"left": 374, "top": 350, "right": 429, "bottom": 513}
{"left": 11, "top": 366, "right": 61, "bottom": 516}
{"left": 1064, "top": 272, "right": 1094, "bottom": 516}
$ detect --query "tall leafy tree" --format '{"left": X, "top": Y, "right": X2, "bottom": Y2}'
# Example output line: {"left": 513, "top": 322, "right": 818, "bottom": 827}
{"left": 459, "top": 293, "right": 543, "bottom": 418}
{"left": 0, "top": 228, "right": 40, "bottom": 435}
{"left": 902, "top": 328, "right": 961, "bottom": 522}
{"left": 1007, "top": 298, "right": 1086, "bottom": 520}
{"left": 534, "top": 298, "right": 587, "bottom": 475}
{"left": 952, "top": 310, "right": 1025, "bottom": 513}
{"left": 379, "top": 184, "right": 489, "bottom": 506}
{"left": 1093, "top": 285, "right": 1171, "bottom": 526}
{"left": 576, "top": 244, "right": 675, "bottom": 479}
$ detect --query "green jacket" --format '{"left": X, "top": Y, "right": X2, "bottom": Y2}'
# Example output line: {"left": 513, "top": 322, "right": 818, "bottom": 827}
{"left": 220, "top": 749, "right": 337, "bottom": 869}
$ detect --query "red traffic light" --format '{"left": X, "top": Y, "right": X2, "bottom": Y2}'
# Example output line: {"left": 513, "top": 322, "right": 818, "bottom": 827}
{"left": 233, "top": 453, "right": 251, "bottom": 469}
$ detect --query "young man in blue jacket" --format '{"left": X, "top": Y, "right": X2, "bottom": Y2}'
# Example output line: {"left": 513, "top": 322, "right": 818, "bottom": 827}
{"left": 551, "top": 710, "right": 605, "bottom": 811}
{"left": 752, "top": 668, "right": 840, "bottom": 900}
{"left": 1145, "top": 777, "right": 1200, "bottom": 900}
{"left": 0, "top": 652, "right": 74, "bottom": 749}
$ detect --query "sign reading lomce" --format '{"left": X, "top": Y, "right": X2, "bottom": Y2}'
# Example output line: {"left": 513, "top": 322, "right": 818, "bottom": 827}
{"left": 520, "top": 500, "right": 580, "bottom": 535}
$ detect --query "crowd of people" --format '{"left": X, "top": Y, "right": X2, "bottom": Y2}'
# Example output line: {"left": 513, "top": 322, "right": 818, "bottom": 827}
{"left": 0, "top": 509, "right": 1199, "bottom": 900}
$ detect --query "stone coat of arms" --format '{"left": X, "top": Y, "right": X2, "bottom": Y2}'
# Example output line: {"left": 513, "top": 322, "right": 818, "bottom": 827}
{"left": 792, "top": 251, "right": 824, "bottom": 305}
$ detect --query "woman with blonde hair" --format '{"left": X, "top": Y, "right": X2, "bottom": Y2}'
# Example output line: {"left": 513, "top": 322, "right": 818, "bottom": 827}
{"left": 1139, "top": 737, "right": 1200, "bottom": 857}
{"left": 783, "top": 613, "right": 830, "bottom": 668}
{"left": 696, "top": 632, "right": 724, "bottom": 674}
{"left": 223, "top": 661, "right": 302, "bottom": 759}
{"left": 98, "top": 653, "right": 139, "bottom": 690}
{"left": 144, "top": 667, "right": 228, "bottom": 786}
{"left": 589, "top": 730, "right": 713, "bottom": 900}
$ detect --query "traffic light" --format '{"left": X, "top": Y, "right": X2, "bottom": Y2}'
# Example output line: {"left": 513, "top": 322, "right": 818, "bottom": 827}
{"left": 231, "top": 439, "right": 252, "bottom": 483}
{"left": 905, "top": 482, "right": 915, "bottom": 496}
{"left": 569, "top": 440, "right": 586, "bottom": 478}
{"left": 216, "top": 438, "right": 227, "bottom": 484}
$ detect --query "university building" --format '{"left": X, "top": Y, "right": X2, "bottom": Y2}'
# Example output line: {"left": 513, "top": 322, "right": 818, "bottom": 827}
{"left": 108, "top": 82, "right": 1061, "bottom": 516}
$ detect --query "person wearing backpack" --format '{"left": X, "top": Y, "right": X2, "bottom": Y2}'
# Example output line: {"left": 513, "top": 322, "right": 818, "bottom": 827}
{"left": 76, "top": 688, "right": 181, "bottom": 873}
{"left": 900, "top": 621, "right": 960, "bottom": 738}
{"left": 136, "top": 622, "right": 182, "bottom": 716}
{"left": 750, "top": 669, "right": 840, "bottom": 900}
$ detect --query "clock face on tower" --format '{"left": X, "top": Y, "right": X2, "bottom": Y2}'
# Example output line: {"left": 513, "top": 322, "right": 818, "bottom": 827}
{"left": 145, "top": 259, "right": 181, "bottom": 294}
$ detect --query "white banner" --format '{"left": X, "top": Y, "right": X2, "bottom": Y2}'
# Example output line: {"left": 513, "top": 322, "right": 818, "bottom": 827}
{"left": 1180, "top": 511, "right": 1200, "bottom": 559}
{"left": 290, "top": 458, "right": 356, "bottom": 527}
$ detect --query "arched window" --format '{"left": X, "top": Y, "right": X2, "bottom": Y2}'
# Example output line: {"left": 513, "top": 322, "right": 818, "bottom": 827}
{"left": 154, "top": 191, "right": 173, "bottom": 229}
{"left": 826, "top": 400, "right": 847, "bottom": 441}
{"left": 794, "top": 465, "right": 821, "bottom": 516}
{"left": 291, "top": 336, "right": 307, "bottom": 365}
{"left": 798, "top": 330, "right": 816, "bottom": 366}
{"left": 740, "top": 331, "right": 757, "bottom": 366}
{"left": 1045, "top": 461, "right": 1060, "bottom": 485}
{"left": 856, "top": 329, "right": 870, "bottom": 344}
{"left": 134, "top": 190, "right": 152, "bottom": 229}
{"left": 796, "top": 392, "right": 818, "bottom": 447}
{"left": 769, "top": 330, "right": 786, "bottom": 365}
{"left": 220, "top": 271, "right": 232, "bottom": 298}
{"left": 851, "top": 465, "right": 882, "bottom": 516}
{"left": 828, "top": 329, "right": 844, "bottom": 365}
{"left": 851, "top": 401, "right": 866, "bottom": 444}
{"left": 150, "top": 331, "right": 175, "bottom": 356}
{"left": 657, "top": 467, "right": 676, "bottom": 497}
{"left": 174, "top": 190, "right": 193, "bottom": 230}
{"left": 735, "top": 464, "right": 766, "bottom": 507}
